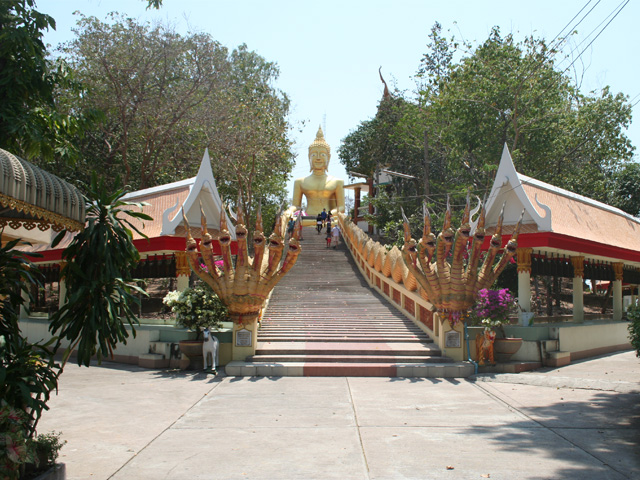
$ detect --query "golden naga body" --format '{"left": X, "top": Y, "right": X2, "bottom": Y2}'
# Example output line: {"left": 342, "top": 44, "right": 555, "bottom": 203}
{"left": 289, "top": 126, "right": 345, "bottom": 218}
{"left": 183, "top": 202, "right": 301, "bottom": 326}
{"left": 401, "top": 194, "right": 523, "bottom": 324}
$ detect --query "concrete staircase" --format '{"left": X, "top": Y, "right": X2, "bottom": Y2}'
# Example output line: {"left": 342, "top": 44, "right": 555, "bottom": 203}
{"left": 225, "top": 226, "right": 473, "bottom": 377}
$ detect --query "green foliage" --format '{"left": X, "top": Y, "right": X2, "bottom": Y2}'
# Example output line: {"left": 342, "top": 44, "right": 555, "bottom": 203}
{"left": 33, "top": 430, "right": 66, "bottom": 467}
{"left": 49, "top": 174, "right": 152, "bottom": 366}
{"left": 0, "top": 401, "right": 36, "bottom": 478}
{"left": 607, "top": 162, "right": 640, "bottom": 217}
{"left": 627, "top": 301, "right": 640, "bottom": 357}
{"left": 0, "top": 0, "right": 96, "bottom": 162}
{"left": 163, "top": 284, "right": 228, "bottom": 338}
{"left": 0, "top": 239, "right": 61, "bottom": 440}
{"left": 340, "top": 23, "right": 636, "bottom": 223}
{"left": 57, "top": 14, "right": 293, "bottom": 234}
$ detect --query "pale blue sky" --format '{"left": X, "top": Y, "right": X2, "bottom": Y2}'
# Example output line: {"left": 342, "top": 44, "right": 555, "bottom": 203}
{"left": 39, "top": 0, "right": 639, "bottom": 202}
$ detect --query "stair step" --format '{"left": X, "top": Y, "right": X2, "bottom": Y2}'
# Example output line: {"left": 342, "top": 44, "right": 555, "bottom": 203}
{"left": 224, "top": 361, "right": 474, "bottom": 378}
{"left": 247, "top": 354, "right": 451, "bottom": 363}
{"left": 256, "top": 341, "right": 440, "bottom": 356}
{"left": 235, "top": 226, "right": 466, "bottom": 378}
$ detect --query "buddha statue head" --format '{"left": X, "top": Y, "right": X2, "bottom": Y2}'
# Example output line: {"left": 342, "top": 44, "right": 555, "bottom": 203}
{"left": 308, "top": 126, "right": 331, "bottom": 174}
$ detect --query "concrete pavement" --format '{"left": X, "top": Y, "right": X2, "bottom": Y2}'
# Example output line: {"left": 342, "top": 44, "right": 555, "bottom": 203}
{"left": 37, "top": 351, "right": 640, "bottom": 479}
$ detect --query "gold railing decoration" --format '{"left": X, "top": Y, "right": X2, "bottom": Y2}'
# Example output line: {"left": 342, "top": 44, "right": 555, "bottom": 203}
{"left": 183, "top": 202, "right": 301, "bottom": 326}
{"left": 401, "top": 195, "right": 523, "bottom": 326}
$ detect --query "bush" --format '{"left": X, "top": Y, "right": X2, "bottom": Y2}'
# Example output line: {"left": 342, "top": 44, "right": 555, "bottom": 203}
{"left": 33, "top": 431, "right": 66, "bottom": 467}
{"left": 627, "top": 301, "right": 640, "bottom": 357}
{"left": 0, "top": 401, "right": 35, "bottom": 479}
{"left": 163, "top": 284, "right": 228, "bottom": 338}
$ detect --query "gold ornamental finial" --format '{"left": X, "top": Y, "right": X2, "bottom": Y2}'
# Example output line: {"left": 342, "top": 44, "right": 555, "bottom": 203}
{"left": 309, "top": 125, "right": 330, "bottom": 155}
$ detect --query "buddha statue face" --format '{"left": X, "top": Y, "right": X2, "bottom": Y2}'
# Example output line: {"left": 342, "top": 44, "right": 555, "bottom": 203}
{"left": 308, "top": 126, "right": 331, "bottom": 174}
{"left": 309, "top": 146, "right": 330, "bottom": 173}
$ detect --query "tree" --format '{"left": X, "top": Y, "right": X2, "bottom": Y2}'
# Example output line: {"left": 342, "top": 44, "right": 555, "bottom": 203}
{"left": 196, "top": 44, "right": 294, "bottom": 227}
{"left": 57, "top": 15, "right": 294, "bottom": 230}
{"left": 339, "top": 24, "right": 637, "bottom": 232}
{"left": 49, "top": 174, "right": 151, "bottom": 367}
{"left": 421, "top": 27, "right": 635, "bottom": 200}
{"left": 0, "top": 0, "right": 94, "bottom": 162}
{"left": 607, "top": 161, "right": 640, "bottom": 217}
{"left": 58, "top": 13, "right": 230, "bottom": 189}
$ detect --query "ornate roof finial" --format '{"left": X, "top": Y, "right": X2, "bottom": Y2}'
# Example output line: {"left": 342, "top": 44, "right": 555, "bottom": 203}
{"left": 379, "top": 66, "right": 390, "bottom": 99}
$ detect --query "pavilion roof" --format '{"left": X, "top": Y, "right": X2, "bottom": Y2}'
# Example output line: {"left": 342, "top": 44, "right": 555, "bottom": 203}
{"left": 20, "top": 149, "right": 234, "bottom": 261}
{"left": 479, "top": 145, "right": 640, "bottom": 265}
{"left": 0, "top": 148, "right": 85, "bottom": 244}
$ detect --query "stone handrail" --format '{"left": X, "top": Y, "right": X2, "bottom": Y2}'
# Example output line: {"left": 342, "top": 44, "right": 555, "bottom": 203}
{"left": 337, "top": 214, "right": 441, "bottom": 342}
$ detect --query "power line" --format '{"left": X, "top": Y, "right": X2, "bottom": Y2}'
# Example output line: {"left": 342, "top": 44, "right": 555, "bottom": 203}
{"left": 558, "top": 0, "right": 629, "bottom": 75}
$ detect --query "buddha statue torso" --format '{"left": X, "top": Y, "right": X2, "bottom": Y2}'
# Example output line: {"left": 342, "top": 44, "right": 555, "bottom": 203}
{"left": 290, "top": 126, "right": 345, "bottom": 218}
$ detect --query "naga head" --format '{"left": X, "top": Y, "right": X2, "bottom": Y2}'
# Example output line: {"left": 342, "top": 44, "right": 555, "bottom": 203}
{"left": 253, "top": 202, "right": 266, "bottom": 251}
{"left": 473, "top": 197, "right": 487, "bottom": 244}
{"left": 401, "top": 207, "right": 418, "bottom": 261}
{"left": 488, "top": 202, "right": 506, "bottom": 250}
{"left": 457, "top": 191, "right": 472, "bottom": 240}
{"left": 439, "top": 195, "right": 455, "bottom": 247}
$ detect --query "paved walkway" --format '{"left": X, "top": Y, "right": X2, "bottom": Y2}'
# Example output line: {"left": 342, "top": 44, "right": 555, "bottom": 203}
{"left": 38, "top": 351, "right": 640, "bottom": 480}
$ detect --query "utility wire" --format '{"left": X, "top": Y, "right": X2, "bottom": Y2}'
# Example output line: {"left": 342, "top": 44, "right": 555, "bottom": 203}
{"left": 520, "top": 0, "right": 601, "bottom": 84}
{"left": 557, "top": 0, "right": 629, "bottom": 75}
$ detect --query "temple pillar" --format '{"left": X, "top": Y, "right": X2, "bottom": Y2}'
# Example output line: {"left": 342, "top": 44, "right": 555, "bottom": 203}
{"left": 571, "top": 256, "right": 585, "bottom": 323}
{"left": 175, "top": 251, "right": 190, "bottom": 291}
{"left": 58, "top": 262, "right": 67, "bottom": 310}
{"left": 19, "top": 288, "right": 30, "bottom": 319}
{"left": 516, "top": 248, "right": 532, "bottom": 324}
{"left": 58, "top": 279, "right": 67, "bottom": 310}
{"left": 353, "top": 187, "right": 361, "bottom": 222}
{"left": 612, "top": 263, "right": 624, "bottom": 321}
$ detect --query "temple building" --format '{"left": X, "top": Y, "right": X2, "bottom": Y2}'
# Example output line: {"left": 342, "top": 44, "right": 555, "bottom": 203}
{"left": 481, "top": 145, "right": 640, "bottom": 324}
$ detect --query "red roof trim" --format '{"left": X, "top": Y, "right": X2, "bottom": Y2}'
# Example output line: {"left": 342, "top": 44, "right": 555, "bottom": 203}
{"left": 27, "top": 236, "right": 238, "bottom": 263}
{"left": 482, "top": 232, "right": 640, "bottom": 262}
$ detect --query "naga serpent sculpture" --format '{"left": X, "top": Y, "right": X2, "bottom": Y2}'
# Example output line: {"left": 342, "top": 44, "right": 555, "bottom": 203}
{"left": 401, "top": 193, "right": 523, "bottom": 325}
{"left": 182, "top": 200, "right": 301, "bottom": 327}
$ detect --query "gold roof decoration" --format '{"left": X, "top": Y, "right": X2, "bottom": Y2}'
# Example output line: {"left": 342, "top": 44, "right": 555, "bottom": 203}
{"left": 308, "top": 126, "right": 330, "bottom": 155}
{"left": 0, "top": 149, "right": 85, "bottom": 232}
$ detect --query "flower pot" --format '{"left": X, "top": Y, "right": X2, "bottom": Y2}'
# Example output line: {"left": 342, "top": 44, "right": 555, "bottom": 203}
{"left": 178, "top": 339, "right": 204, "bottom": 370}
{"left": 494, "top": 338, "right": 523, "bottom": 363}
{"left": 519, "top": 312, "right": 535, "bottom": 326}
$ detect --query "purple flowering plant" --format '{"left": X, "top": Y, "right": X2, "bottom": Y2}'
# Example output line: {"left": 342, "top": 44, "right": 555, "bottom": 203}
{"left": 472, "top": 288, "right": 516, "bottom": 334}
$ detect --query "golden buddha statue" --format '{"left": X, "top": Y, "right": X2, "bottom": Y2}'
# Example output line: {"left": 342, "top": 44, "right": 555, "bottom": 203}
{"left": 289, "top": 126, "right": 345, "bottom": 218}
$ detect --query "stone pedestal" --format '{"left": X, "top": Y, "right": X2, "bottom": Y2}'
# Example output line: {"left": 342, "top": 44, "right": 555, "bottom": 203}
{"left": 435, "top": 313, "right": 464, "bottom": 361}
{"left": 231, "top": 314, "right": 259, "bottom": 361}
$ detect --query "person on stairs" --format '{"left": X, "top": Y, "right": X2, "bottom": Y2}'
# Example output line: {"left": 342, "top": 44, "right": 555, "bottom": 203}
{"left": 331, "top": 223, "right": 341, "bottom": 249}
{"left": 320, "top": 208, "right": 328, "bottom": 227}
{"left": 316, "top": 213, "right": 323, "bottom": 234}
{"left": 287, "top": 217, "right": 295, "bottom": 238}
{"left": 326, "top": 227, "right": 332, "bottom": 248}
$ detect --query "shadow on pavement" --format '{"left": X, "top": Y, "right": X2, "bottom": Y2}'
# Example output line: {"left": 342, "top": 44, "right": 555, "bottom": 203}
{"left": 466, "top": 386, "right": 640, "bottom": 479}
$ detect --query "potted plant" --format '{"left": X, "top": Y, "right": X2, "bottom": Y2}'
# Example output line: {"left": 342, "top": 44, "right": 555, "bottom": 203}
{"left": 163, "top": 283, "right": 228, "bottom": 369}
{"left": 471, "top": 288, "right": 522, "bottom": 362}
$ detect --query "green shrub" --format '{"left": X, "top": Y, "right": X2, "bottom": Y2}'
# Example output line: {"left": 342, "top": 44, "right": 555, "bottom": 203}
{"left": 627, "top": 300, "right": 640, "bottom": 357}
{"left": 33, "top": 431, "right": 66, "bottom": 467}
